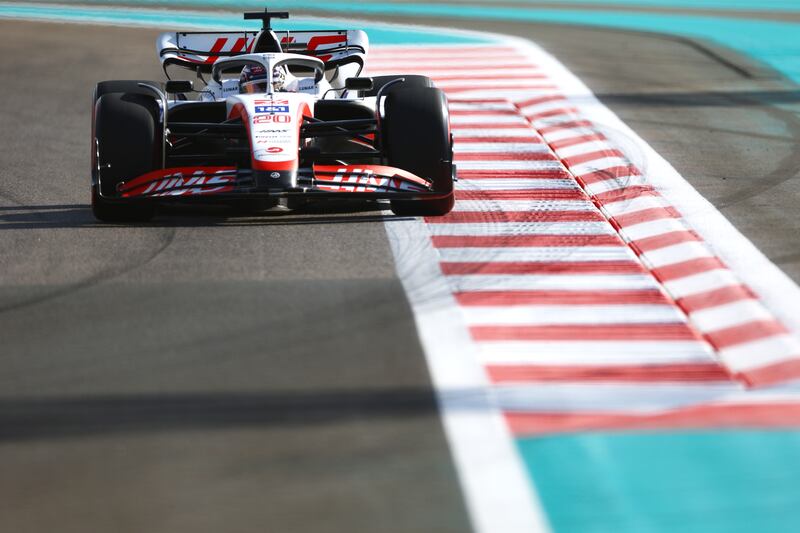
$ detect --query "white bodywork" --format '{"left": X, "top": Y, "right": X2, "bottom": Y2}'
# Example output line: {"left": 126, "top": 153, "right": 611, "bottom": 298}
{"left": 227, "top": 88, "right": 315, "bottom": 171}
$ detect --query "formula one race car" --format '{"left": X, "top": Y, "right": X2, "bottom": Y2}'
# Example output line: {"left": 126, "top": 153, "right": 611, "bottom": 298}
{"left": 91, "top": 9, "right": 455, "bottom": 222}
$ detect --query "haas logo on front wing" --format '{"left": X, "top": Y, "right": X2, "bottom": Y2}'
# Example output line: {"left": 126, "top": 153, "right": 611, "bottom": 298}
{"left": 138, "top": 170, "right": 234, "bottom": 196}
{"left": 321, "top": 168, "right": 426, "bottom": 192}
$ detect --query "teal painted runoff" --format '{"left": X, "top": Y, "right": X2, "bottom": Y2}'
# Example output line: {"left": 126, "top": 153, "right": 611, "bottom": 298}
{"left": 40, "top": 0, "right": 800, "bottom": 12}
{"left": 0, "top": 3, "right": 494, "bottom": 44}
{"left": 517, "top": 430, "right": 800, "bottom": 533}
{"left": 391, "top": 0, "right": 800, "bottom": 11}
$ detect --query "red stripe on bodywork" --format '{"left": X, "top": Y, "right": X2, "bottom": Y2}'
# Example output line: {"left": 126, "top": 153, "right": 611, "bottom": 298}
{"left": 203, "top": 37, "right": 228, "bottom": 64}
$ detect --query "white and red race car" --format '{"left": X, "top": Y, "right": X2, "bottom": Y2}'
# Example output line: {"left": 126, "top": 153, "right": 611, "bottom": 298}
{"left": 91, "top": 8, "right": 455, "bottom": 222}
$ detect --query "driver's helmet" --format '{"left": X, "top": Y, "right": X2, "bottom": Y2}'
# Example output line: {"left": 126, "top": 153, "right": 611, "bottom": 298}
{"left": 239, "top": 64, "right": 290, "bottom": 94}
{"left": 239, "top": 64, "right": 267, "bottom": 94}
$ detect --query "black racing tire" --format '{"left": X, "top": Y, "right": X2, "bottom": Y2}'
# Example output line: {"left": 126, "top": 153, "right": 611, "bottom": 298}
{"left": 95, "top": 80, "right": 161, "bottom": 99}
{"left": 363, "top": 75, "right": 433, "bottom": 97}
{"left": 92, "top": 92, "right": 159, "bottom": 222}
{"left": 384, "top": 87, "right": 455, "bottom": 217}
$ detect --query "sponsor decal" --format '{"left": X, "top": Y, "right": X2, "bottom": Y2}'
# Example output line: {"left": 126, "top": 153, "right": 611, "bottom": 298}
{"left": 130, "top": 169, "right": 235, "bottom": 197}
{"left": 317, "top": 167, "right": 427, "bottom": 193}
{"left": 254, "top": 131, "right": 292, "bottom": 144}
{"left": 255, "top": 105, "right": 289, "bottom": 114}
{"left": 254, "top": 99, "right": 290, "bottom": 106}
{"left": 265, "top": 147, "right": 283, "bottom": 153}
{"left": 254, "top": 114, "right": 292, "bottom": 124}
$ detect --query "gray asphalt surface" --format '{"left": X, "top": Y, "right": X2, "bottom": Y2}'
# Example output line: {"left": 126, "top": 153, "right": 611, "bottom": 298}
{"left": 3, "top": 6, "right": 800, "bottom": 533}
{"left": 0, "top": 21, "right": 469, "bottom": 533}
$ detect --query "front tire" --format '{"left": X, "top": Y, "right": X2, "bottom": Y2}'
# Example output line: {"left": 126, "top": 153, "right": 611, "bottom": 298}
{"left": 92, "top": 91, "right": 159, "bottom": 222}
{"left": 383, "top": 87, "right": 455, "bottom": 217}
{"left": 364, "top": 75, "right": 433, "bottom": 97}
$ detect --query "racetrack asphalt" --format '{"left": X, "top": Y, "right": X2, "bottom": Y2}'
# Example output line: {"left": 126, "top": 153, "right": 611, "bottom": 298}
{"left": 0, "top": 21, "right": 470, "bottom": 533}
{"left": 2, "top": 7, "right": 800, "bottom": 532}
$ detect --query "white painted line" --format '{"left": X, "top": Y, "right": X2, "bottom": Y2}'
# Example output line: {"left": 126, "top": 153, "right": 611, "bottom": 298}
{"left": 622, "top": 218, "right": 691, "bottom": 241}
{"left": 449, "top": 89, "right": 560, "bottom": 101}
{"left": 640, "top": 242, "right": 715, "bottom": 268}
{"left": 477, "top": 340, "right": 716, "bottom": 365}
{"left": 462, "top": 304, "right": 685, "bottom": 325}
{"left": 582, "top": 175, "right": 650, "bottom": 195}
{"left": 541, "top": 127, "right": 599, "bottom": 143}
{"left": 438, "top": 79, "right": 553, "bottom": 89}
{"left": 719, "top": 334, "right": 800, "bottom": 372}
{"left": 437, "top": 247, "right": 635, "bottom": 263}
{"left": 454, "top": 142, "right": 549, "bottom": 153}
{"left": 453, "top": 128, "right": 541, "bottom": 139}
{"left": 554, "top": 140, "right": 614, "bottom": 158}
{"left": 456, "top": 178, "right": 580, "bottom": 191}
{"left": 427, "top": 221, "right": 615, "bottom": 236}
{"left": 494, "top": 381, "right": 742, "bottom": 414}
{"left": 456, "top": 178, "right": 578, "bottom": 190}
{"left": 529, "top": 113, "right": 581, "bottom": 129}
{"left": 518, "top": 99, "right": 571, "bottom": 115}
{"left": 384, "top": 216, "right": 551, "bottom": 533}
{"left": 456, "top": 160, "right": 563, "bottom": 171}
{"left": 368, "top": 58, "right": 537, "bottom": 69}
{"left": 569, "top": 156, "right": 632, "bottom": 176}
{"left": 451, "top": 115, "right": 529, "bottom": 125}
{"left": 691, "top": 300, "right": 776, "bottom": 332}
{"left": 452, "top": 200, "right": 596, "bottom": 212}
{"left": 603, "top": 195, "right": 669, "bottom": 217}
{"left": 431, "top": 68, "right": 544, "bottom": 79}
{"left": 663, "top": 269, "right": 740, "bottom": 299}
{"left": 450, "top": 102, "right": 518, "bottom": 112}
{"left": 446, "top": 274, "right": 658, "bottom": 292}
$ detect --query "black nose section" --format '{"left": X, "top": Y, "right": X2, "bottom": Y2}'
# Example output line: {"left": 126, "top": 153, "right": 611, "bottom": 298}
{"left": 254, "top": 169, "right": 297, "bottom": 190}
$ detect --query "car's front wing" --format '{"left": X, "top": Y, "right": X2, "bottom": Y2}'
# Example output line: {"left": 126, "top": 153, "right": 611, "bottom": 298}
{"left": 103, "top": 164, "right": 449, "bottom": 202}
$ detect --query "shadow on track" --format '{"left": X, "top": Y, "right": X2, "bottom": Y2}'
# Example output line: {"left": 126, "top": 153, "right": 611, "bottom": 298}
{"left": 0, "top": 388, "right": 487, "bottom": 442}
{"left": 0, "top": 202, "right": 407, "bottom": 230}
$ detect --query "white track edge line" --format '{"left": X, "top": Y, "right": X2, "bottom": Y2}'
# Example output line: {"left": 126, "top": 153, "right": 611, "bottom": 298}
{"left": 384, "top": 216, "right": 551, "bottom": 533}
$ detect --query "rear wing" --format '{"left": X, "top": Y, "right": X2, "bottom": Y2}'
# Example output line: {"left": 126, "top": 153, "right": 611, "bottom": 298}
{"left": 157, "top": 29, "right": 368, "bottom": 75}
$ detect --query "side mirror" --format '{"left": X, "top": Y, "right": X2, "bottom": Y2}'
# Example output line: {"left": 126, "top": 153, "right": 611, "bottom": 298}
{"left": 165, "top": 80, "right": 193, "bottom": 94}
{"left": 345, "top": 77, "right": 374, "bottom": 92}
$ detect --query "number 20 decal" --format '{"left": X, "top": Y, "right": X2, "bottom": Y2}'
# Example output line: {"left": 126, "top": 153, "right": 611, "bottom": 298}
{"left": 254, "top": 115, "right": 292, "bottom": 124}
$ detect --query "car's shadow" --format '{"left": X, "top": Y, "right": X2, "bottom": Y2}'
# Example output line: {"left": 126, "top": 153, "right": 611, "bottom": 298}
{"left": 0, "top": 202, "right": 410, "bottom": 230}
